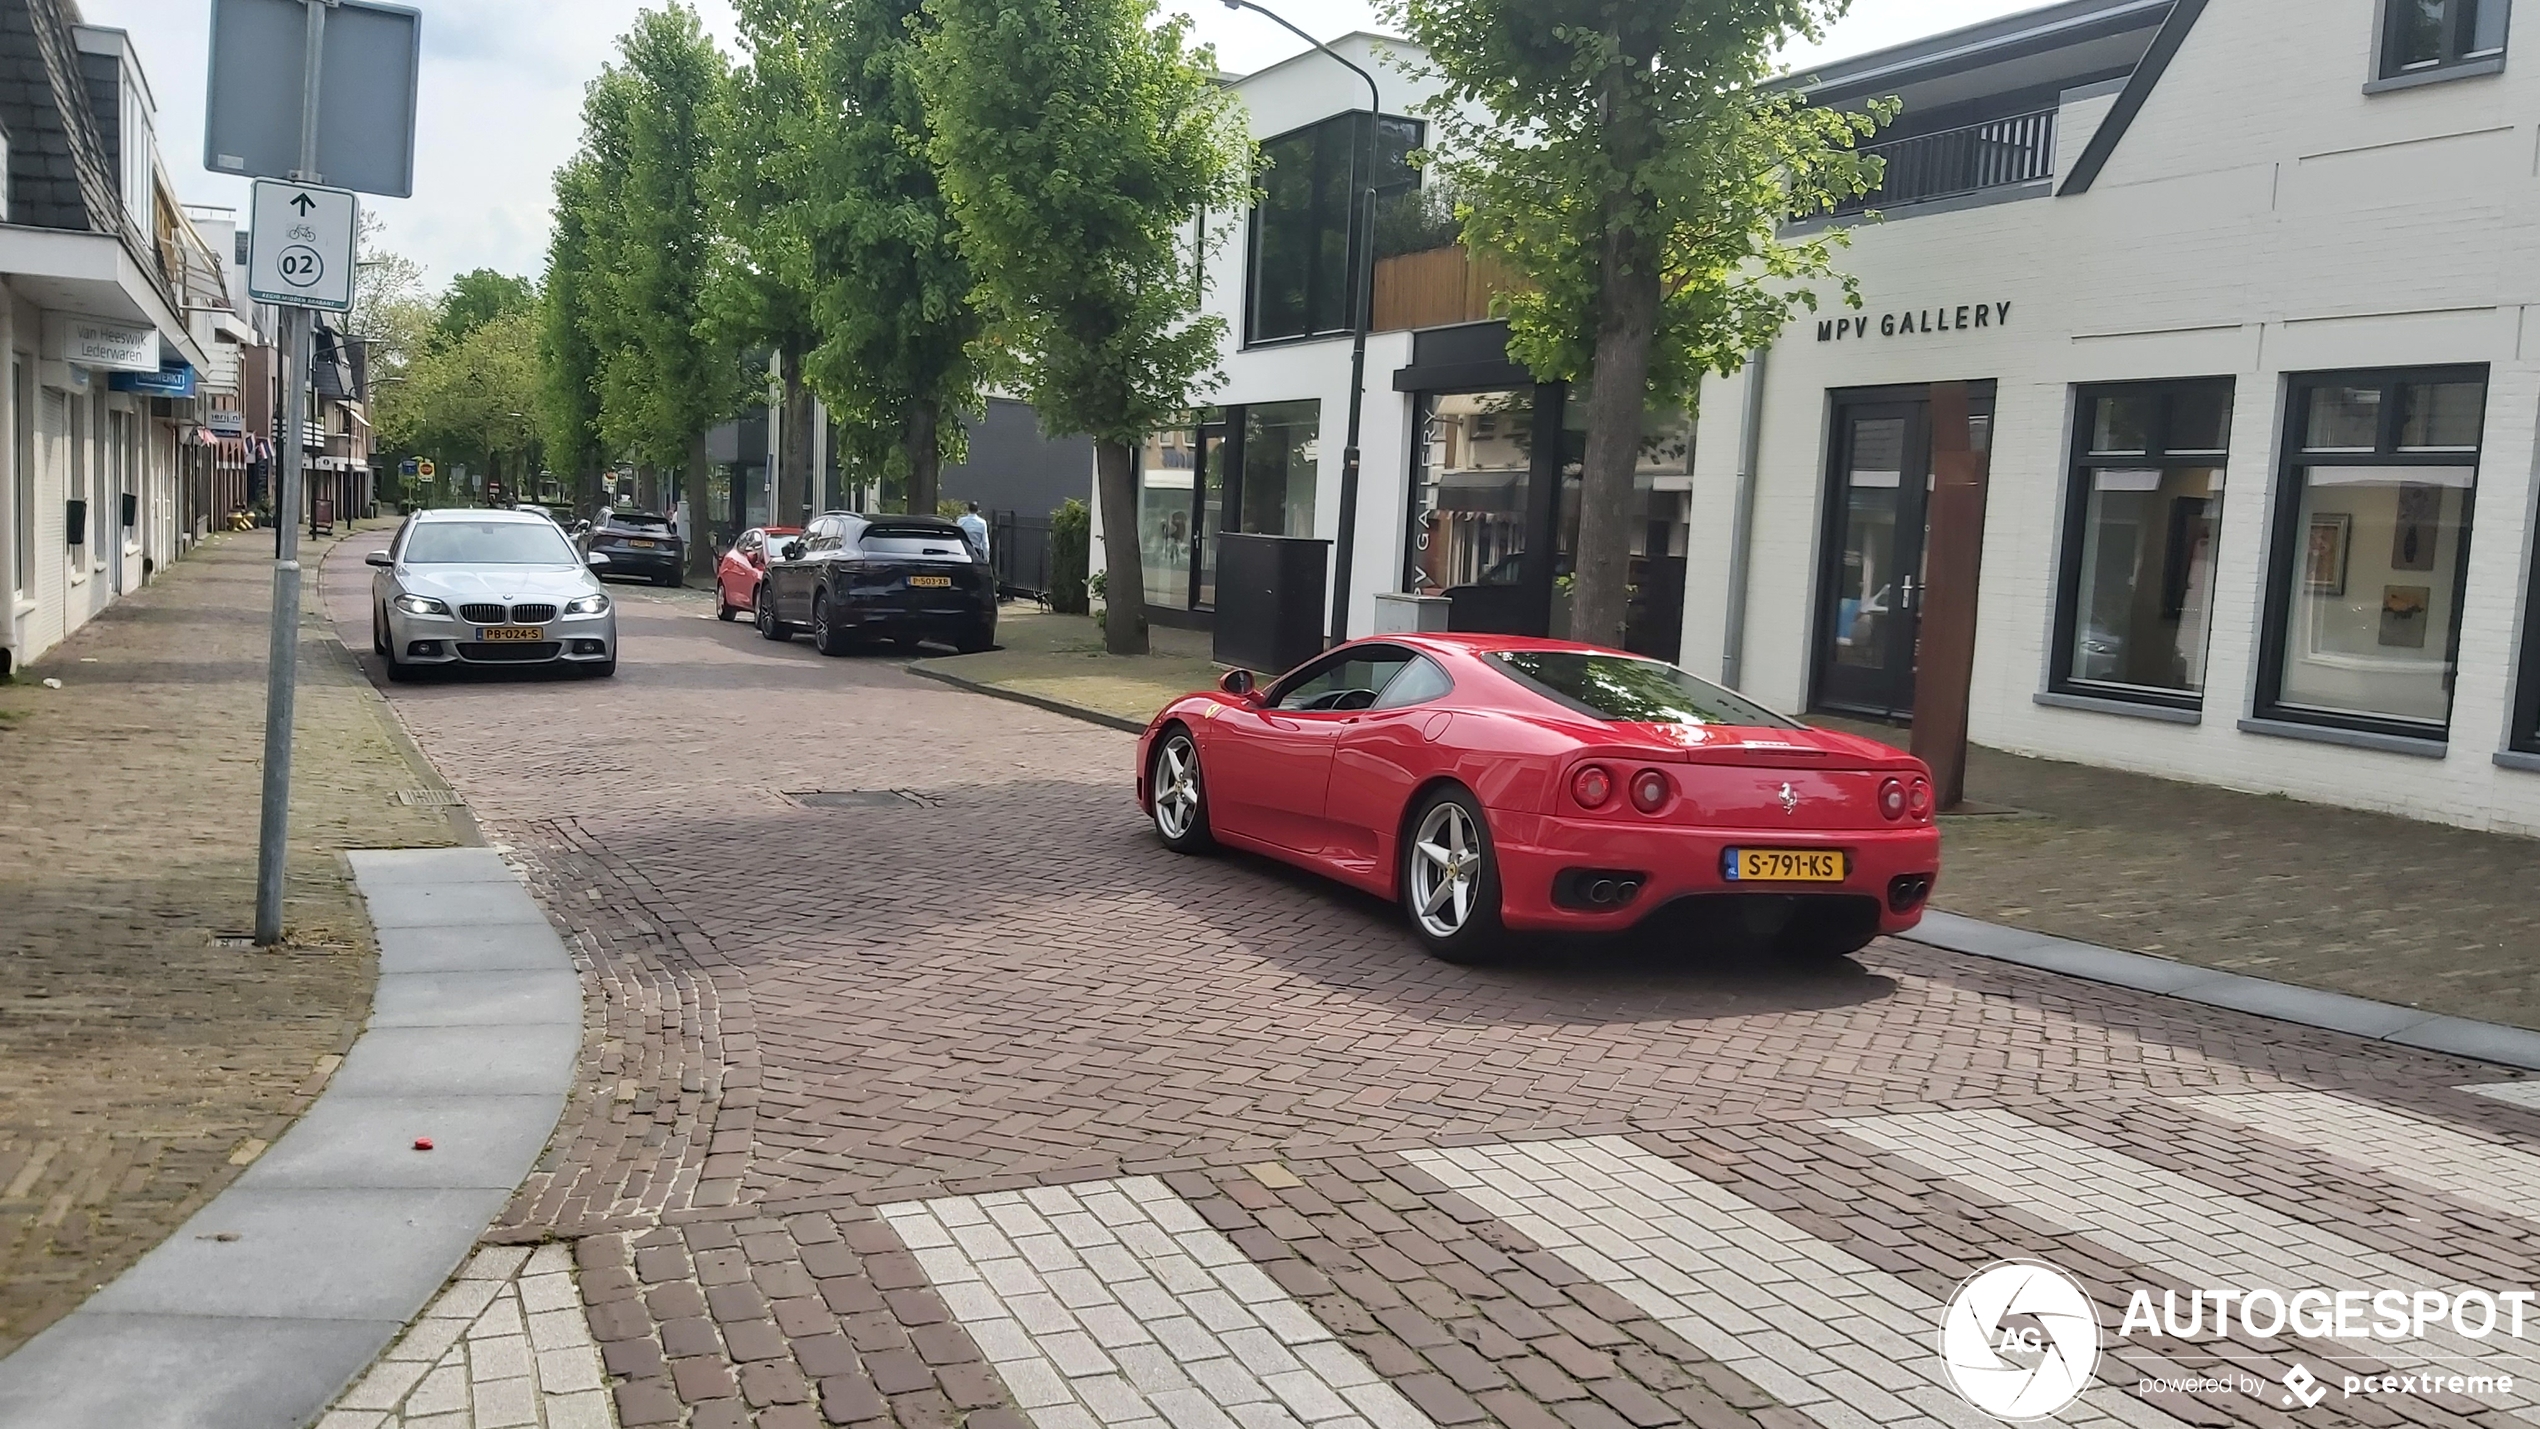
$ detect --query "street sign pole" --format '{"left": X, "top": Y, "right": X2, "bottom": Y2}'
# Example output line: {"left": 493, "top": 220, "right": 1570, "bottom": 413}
{"left": 252, "top": 0, "right": 330, "bottom": 947}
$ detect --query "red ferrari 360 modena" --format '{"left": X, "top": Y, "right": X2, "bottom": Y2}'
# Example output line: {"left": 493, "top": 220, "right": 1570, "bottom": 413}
{"left": 1135, "top": 635, "right": 1940, "bottom": 964}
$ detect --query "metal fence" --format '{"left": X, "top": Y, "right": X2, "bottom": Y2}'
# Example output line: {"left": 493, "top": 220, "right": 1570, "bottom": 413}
{"left": 989, "top": 509, "right": 1056, "bottom": 605}
{"left": 1835, "top": 107, "right": 2057, "bottom": 215}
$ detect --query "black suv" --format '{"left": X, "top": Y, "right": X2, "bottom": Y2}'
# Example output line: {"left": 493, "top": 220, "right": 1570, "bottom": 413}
{"left": 579, "top": 510, "right": 684, "bottom": 586}
{"left": 756, "top": 512, "right": 996, "bottom": 655}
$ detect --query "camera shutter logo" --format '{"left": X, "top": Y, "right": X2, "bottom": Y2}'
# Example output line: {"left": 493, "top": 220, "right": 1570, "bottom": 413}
{"left": 1940, "top": 1260, "right": 2101, "bottom": 1420}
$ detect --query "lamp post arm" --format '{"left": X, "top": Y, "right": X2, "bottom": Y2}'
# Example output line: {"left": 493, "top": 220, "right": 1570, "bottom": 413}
{"left": 1220, "top": 0, "right": 1380, "bottom": 113}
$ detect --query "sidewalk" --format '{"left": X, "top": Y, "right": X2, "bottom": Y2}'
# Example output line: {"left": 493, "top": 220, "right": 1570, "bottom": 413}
{"left": 903, "top": 637, "right": 2540, "bottom": 1035}
{"left": 909, "top": 606, "right": 1222, "bottom": 727}
{"left": 0, "top": 526, "right": 458, "bottom": 1357}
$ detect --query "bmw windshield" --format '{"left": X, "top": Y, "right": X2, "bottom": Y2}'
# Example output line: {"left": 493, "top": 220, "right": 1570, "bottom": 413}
{"left": 403, "top": 522, "right": 582, "bottom": 565}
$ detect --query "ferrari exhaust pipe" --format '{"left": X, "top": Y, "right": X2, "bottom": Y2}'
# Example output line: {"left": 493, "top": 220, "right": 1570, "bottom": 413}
{"left": 1588, "top": 879, "right": 1619, "bottom": 905}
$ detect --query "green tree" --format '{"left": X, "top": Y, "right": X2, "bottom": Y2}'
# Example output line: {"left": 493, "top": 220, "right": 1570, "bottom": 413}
{"left": 917, "top": 0, "right": 1247, "bottom": 654}
{"left": 712, "top": 0, "right": 823, "bottom": 525}
{"left": 794, "top": 0, "right": 981, "bottom": 520}
{"left": 1382, "top": 0, "right": 1888, "bottom": 649}
{"left": 586, "top": 6, "right": 738, "bottom": 577}
{"left": 383, "top": 308, "right": 544, "bottom": 497}
{"left": 540, "top": 155, "right": 612, "bottom": 515}
{"left": 437, "top": 269, "right": 538, "bottom": 350}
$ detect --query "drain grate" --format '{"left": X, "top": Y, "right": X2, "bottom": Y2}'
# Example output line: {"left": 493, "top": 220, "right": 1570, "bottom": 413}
{"left": 786, "top": 789, "right": 934, "bottom": 810}
{"left": 394, "top": 788, "right": 468, "bottom": 808}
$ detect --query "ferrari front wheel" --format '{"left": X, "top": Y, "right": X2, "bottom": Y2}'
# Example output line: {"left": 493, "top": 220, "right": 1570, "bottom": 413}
{"left": 1403, "top": 787, "right": 1506, "bottom": 964}
{"left": 1150, "top": 730, "right": 1214, "bottom": 854}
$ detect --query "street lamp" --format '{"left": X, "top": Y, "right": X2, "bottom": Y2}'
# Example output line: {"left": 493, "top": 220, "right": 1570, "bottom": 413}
{"left": 1220, "top": 0, "right": 1379, "bottom": 650}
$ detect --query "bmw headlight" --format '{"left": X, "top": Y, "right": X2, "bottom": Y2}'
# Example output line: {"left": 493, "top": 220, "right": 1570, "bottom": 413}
{"left": 392, "top": 594, "right": 450, "bottom": 616}
{"left": 563, "top": 593, "right": 611, "bottom": 616}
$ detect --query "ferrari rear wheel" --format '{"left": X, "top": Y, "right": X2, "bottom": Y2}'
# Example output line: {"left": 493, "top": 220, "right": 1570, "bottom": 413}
{"left": 1403, "top": 787, "right": 1506, "bottom": 964}
{"left": 1150, "top": 730, "right": 1214, "bottom": 854}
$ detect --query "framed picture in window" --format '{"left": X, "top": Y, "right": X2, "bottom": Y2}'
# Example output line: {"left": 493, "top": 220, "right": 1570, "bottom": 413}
{"left": 2380, "top": 585, "right": 2431, "bottom": 648}
{"left": 2392, "top": 483, "right": 2441, "bottom": 571}
{"left": 2305, "top": 513, "right": 2351, "bottom": 597}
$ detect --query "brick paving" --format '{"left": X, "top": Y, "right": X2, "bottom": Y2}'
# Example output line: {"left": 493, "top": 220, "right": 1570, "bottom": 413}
{"left": 0, "top": 528, "right": 456, "bottom": 1356}
{"left": 324, "top": 532, "right": 2540, "bottom": 1429}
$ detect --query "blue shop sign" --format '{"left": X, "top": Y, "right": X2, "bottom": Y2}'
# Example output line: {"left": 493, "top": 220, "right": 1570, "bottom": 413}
{"left": 109, "top": 361, "right": 198, "bottom": 398}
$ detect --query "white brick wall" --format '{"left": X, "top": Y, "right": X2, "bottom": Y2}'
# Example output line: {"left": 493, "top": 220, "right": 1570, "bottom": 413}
{"left": 1685, "top": 0, "right": 2540, "bottom": 833}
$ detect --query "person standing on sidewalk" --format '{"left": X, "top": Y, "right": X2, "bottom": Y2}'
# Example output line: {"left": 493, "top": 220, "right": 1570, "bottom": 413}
{"left": 958, "top": 501, "right": 989, "bottom": 561}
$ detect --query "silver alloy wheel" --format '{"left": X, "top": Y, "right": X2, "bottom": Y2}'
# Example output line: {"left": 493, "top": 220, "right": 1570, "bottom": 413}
{"left": 1154, "top": 735, "right": 1202, "bottom": 841}
{"left": 757, "top": 587, "right": 775, "bottom": 634}
{"left": 1409, "top": 800, "right": 1483, "bottom": 939}
{"left": 813, "top": 593, "right": 830, "bottom": 645}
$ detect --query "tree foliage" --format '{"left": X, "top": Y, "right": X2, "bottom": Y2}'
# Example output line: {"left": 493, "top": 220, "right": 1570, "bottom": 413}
{"left": 916, "top": 0, "right": 1248, "bottom": 652}
{"left": 437, "top": 269, "right": 538, "bottom": 350}
{"left": 540, "top": 156, "right": 610, "bottom": 504}
{"left": 1382, "top": 0, "right": 1889, "bottom": 648}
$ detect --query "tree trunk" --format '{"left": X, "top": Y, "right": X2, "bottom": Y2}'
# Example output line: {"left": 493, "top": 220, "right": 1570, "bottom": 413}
{"left": 685, "top": 432, "right": 716, "bottom": 578}
{"left": 1094, "top": 437, "right": 1148, "bottom": 655}
{"left": 1569, "top": 223, "right": 1663, "bottom": 654}
{"left": 779, "top": 346, "right": 812, "bottom": 526}
{"left": 904, "top": 399, "right": 941, "bottom": 518}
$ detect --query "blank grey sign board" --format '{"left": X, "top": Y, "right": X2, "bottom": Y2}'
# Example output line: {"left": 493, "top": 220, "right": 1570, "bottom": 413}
{"left": 205, "top": 0, "right": 421, "bottom": 198}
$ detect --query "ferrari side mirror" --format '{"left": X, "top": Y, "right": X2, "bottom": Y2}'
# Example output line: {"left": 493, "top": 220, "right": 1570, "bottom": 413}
{"left": 1219, "top": 669, "right": 1256, "bottom": 699}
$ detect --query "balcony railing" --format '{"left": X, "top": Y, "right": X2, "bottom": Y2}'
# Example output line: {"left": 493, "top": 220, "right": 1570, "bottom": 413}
{"left": 1834, "top": 107, "right": 2058, "bottom": 215}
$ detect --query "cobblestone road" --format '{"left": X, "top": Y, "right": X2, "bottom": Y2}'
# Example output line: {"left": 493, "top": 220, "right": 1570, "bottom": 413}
{"left": 325, "top": 535, "right": 2540, "bottom": 1429}
{"left": 0, "top": 530, "right": 456, "bottom": 1356}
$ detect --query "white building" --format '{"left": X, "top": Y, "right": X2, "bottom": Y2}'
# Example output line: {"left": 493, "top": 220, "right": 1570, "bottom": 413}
{"left": 0, "top": 2, "right": 237, "bottom": 675}
{"left": 1108, "top": 0, "right": 2540, "bottom": 833}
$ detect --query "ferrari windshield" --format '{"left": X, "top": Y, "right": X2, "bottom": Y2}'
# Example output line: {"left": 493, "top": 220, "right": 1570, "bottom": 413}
{"left": 1489, "top": 650, "right": 1801, "bottom": 729}
{"left": 403, "top": 521, "right": 581, "bottom": 565}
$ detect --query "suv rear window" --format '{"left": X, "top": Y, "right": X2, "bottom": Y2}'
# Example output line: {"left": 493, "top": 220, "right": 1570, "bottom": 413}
{"left": 1488, "top": 650, "right": 1799, "bottom": 729}
{"left": 605, "top": 511, "right": 671, "bottom": 531}
{"left": 859, "top": 522, "right": 975, "bottom": 561}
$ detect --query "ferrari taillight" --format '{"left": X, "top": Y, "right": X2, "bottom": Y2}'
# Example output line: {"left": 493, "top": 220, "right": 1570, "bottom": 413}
{"left": 1907, "top": 777, "right": 1933, "bottom": 820}
{"left": 1572, "top": 765, "right": 1614, "bottom": 809}
{"left": 1629, "top": 769, "right": 1672, "bottom": 814}
{"left": 1878, "top": 777, "right": 1907, "bottom": 821}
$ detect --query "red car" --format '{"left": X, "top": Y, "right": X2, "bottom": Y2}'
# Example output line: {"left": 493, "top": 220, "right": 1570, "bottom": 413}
{"left": 1136, "top": 635, "right": 1939, "bottom": 964}
{"left": 715, "top": 526, "right": 801, "bottom": 623}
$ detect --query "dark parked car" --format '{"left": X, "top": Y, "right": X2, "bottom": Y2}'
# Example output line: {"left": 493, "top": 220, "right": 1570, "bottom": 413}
{"left": 579, "top": 510, "right": 684, "bottom": 586}
{"left": 756, "top": 512, "right": 996, "bottom": 655}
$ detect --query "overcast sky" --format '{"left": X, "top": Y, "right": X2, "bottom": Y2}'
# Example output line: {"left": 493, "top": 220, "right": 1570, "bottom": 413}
{"left": 90, "top": 0, "right": 2042, "bottom": 293}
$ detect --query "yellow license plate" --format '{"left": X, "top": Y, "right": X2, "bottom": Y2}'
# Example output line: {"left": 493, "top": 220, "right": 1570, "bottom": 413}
{"left": 627, "top": 539, "right": 657, "bottom": 548}
{"left": 480, "top": 626, "right": 546, "bottom": 642}
{"left": 909, "top": 575, "right": 953, "bottom": 588}
{"left": 1728, "top": 848, "right": 1846, "bottom": 883}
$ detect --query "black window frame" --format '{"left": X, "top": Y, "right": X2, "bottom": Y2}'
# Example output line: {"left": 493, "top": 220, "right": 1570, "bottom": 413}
{"left": 1243, "top": 112, "right": 1424, "bottom": 349}
{"left": 2375, "top": 0, "right": 2510, "bottom": 81}
{"left": 2254, "top": 365, "right": 2487, "bottom": 744}
{"left": 2047, "top": 377, "right": 2237, "bottom": 713}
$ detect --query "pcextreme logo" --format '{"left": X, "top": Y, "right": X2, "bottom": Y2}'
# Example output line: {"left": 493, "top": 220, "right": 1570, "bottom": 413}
{"left": 1940, "top": 1261, "right": 2101, "bottom": 1421}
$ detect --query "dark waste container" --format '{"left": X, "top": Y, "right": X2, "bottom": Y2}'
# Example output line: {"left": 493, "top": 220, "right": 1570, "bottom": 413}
{"left": 1212, "top": 533, "right": 1329, "bottom": 675}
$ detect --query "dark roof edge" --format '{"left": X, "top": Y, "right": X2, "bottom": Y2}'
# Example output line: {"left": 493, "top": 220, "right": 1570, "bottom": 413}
{"left": 1786, "top": 0, "right": 2171, "bottom": 98}
{"left": 2058, "top": 0, "right": 2210, "bottom": 195}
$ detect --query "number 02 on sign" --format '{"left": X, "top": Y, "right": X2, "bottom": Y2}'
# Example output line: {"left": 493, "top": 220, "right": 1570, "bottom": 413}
{"left": 246, "top": 179, "right": 360, "bottom": 312}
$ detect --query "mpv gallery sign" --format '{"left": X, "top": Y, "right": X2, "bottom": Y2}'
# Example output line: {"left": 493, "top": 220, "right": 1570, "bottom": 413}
{"left": 1817, "top": 302, "right": 2013, "bottom": 342}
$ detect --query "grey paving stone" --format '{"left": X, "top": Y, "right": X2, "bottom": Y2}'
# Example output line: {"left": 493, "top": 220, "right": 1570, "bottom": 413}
{"left": 237, "top": 1094, "right": 566, "bottom": 1191}
{"left": 359, "top": 881, "right": 552, "bottom": 930}
{"left": 370, "top": 970, "right": 583, "bottom": 1027}
{"left": 2387, "top": 1015, "right": 2540, "bottom": 1071}
{"left": 83, "top": 1187, "right": 511, "bottom": 1320}
{"left": 329, "top": 1023, "right": 581, "bottom": 1097}
{"left": 0, "top": 1312, "right": 396, "bottom": 1429}
{"left": 348, "top": 848, "right": 521, "bottom": 884}
{"left": 375, "top": 922, "right": 572, "bottom": 974}
{"left": 2173, "top": 973, "right": 2434, "bottom": 1040}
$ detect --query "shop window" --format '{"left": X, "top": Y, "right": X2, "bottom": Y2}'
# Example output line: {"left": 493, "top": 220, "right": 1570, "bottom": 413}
{"left": 1246, "top": 114, "right": 1421, "bottom": 345}
{"left": 2050, "top": 380, "right": 2234, "bottom": 708}
{"left": 1241, "top": 401, "right": 1319, "bottom": 539}
{"left": 2256, "top": 368, "right": 2485, "bottom": 741}
{"left": 2376, "top": 0, "right": 2508, "bottom": 81}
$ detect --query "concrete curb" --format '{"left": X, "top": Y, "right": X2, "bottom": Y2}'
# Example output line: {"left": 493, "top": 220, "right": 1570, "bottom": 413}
{"left": 0, "top": 848, "right": 580, "bottom": 1429}
{"left": 904, "top": 663, "right": 2540, "bottom": 1076}
{"left": 903, "top": 659, "right": 1152, "bottom": 734}
{"left": 1900, "top": 910, "right": 2540, "bottom": 1071}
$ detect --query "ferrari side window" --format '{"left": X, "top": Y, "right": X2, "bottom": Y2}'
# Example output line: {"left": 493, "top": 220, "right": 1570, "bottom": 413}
{"left": 1275, "top": 647, "right": 1415, "bottom": 711}
{"left": 1371, "top": 656, "right": 1454, "bottom": 711}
